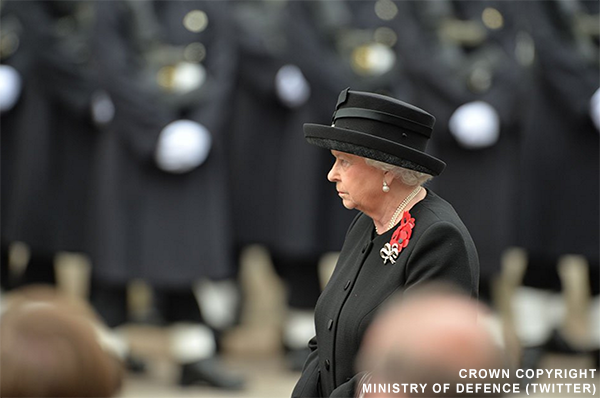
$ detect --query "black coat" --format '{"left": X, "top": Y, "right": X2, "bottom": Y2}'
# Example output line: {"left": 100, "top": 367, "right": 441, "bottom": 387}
{"left": 2, "top": 1, "right": 99, "bottom": 253}
{"left": 228, "top": 1, "right": 354, "bottom": 256}
{"left": 228, "top": 1, "right": 301, "bottom": 249}
{"left": 517, "top": 1, "right": 599, "bottom": 263}
{"left": 292, "top": 190, "right": 479, "bottom": 398}
{"left": 89, "top": 1, "right": 238, "bottom": 286}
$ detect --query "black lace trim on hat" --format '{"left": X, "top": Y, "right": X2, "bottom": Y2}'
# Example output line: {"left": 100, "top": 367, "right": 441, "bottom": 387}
{"left": 310, "top": 138, "right": 434, "bottom": 175}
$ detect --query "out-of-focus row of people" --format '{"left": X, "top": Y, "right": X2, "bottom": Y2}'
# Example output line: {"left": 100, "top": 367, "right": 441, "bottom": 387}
{"left": 1, "top": 0, "right": 598, "bottom": 394}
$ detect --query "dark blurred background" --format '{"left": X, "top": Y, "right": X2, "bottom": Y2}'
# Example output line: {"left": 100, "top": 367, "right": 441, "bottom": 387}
{"left": 0, "top": 1, "right": 598, "bottom": 396}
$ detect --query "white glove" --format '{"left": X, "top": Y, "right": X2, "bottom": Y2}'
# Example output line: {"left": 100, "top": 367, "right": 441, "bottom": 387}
{"left": 155, "top": 119, "right": 212, "bottom": 173}
{"left": 193, "top": 279, "right": 239, "bottom": 330}
{"left": 171, "top": 62, "right": 206, "bottom": 94}
{"left": 448, "top": 101, "right": 500, "bottom": 149}
{"left": 512, "top": 287, "right": 560, "bottom": 347}
{"left": 0, "top": 64, "right": 22, "bottom": 112}
{"left": 590, "top": 88, "right": 600, "bottom": 133}
{"left": 275, "top": 64, "right": 310, "bottom": 108}
{"left": 90, "top": 90, "right": 115, "bottom": 126}
{"left": 169, "top": 323, "right": 216, "bottom": 362}
{"left": 359, "top": 43, "right": 397, "bottom": 76}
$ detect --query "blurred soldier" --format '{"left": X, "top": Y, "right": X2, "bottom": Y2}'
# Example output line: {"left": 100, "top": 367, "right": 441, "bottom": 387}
{"left": 512, "top": 0, "right": 599, "bottom": 373}
{"left": 229, "top": 1, "right": 326, "bottom": 370}
{"left": 1, "top": 1, "right": 100, "bottom": 290}
{"left": 1, "top": 0, "right": 28, "bottom": 289}
{"left": 392, "top": 1, "right": 528, "bottom": 303}
{"left": 89, "top": 1, "right": 243, "bottom": 389}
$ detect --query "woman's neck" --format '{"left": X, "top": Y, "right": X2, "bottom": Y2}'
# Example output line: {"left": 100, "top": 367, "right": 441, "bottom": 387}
{"left": 373, "top": 186, "right": 427, "bottom": 234}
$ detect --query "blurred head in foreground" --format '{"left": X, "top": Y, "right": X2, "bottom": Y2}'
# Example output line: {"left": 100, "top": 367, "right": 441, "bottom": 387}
{"left": 357, "top": 284, "right": 509, "bottom": 397}
{"left": 0, "top": 285, "right": 123, "bottom": 397}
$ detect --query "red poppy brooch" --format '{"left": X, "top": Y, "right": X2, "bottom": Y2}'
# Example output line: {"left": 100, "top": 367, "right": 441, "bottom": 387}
{"left": 379, "top": 211, "right": 415, "bottom": 265}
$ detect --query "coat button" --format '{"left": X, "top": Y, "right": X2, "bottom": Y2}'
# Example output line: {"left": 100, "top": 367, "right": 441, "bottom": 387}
{"left": 344, "top": 280, "right": 351, "bottom": 290}
{"left": 327, "top": 319, "right": 333, "bottom": 330}
{"left": 325, "top": 359, "right": 330, "bottom": 370}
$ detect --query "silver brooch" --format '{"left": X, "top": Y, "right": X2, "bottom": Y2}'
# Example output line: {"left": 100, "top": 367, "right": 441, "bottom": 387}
{"left": 379, "top": 242, "right": 399, "bottom": 265}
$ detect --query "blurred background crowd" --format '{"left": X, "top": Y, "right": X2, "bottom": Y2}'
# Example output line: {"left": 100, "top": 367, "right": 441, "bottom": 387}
{"left": 0, "top": 0, "right": 598, "bottom": 396}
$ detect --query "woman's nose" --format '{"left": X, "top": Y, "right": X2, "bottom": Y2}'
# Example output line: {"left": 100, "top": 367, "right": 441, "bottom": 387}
{"left": 327, "top": 163, "right": 338, "bottom": 182}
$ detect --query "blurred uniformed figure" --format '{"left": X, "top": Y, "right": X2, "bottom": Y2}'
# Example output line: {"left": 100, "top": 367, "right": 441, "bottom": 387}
{"left": 228, "top": 1, "right": 321, "bottom": 370}
{"left": 511, "top": 0, "right": 600, "bottom": 373}
{"left": 1, "top": 0, "right": 28, "bottom": 289}
{"left": 89, "top": 1, "right": 243, "bottom": 389}
{"left": 229, "top": 1, "right": 329, "bottom": 370}
{"left": 1, "top": 1, "right": 99, "bottom": 292}
{"left": 391, "top": 1, "right": 528, "bottom": 303}
{"left": 228, "top": 0, "right": 412, "bottom": 370}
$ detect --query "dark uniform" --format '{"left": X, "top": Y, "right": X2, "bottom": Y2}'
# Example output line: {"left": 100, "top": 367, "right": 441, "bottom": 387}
{"left": 229, "top": 1, "right": 295, "bottom": 251}
{"left": 392, "top": 1, "right": 526, "bottom": 301}
{"left": 517, "top": 0, "right": 599, "bottom": 289}
{"left": 1, "top": 1, "right": 99, "bottom": 286}
{"left": 513, "top": 0, "right": 599, "bottom": 370}
{"left": 227, "top": 3, "right": 330, "bottom": 367}
{"left": 229, "top": 2, "right": 326, "bottom": 304}
{"left": 292, "top": 190, "right": 479, "bottom": 398}
{"left": 89, "top": 1, "right": 242, "bottom": 388}
{"left": 89, "top": 0, "right": 237, "bottom": 295}
{"left": 1, "top": 0, "right": 35, "bottom": 287}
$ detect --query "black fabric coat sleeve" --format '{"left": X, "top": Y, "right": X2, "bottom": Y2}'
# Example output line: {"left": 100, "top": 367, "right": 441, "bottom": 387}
{"left": 292, "top": 336, "right": 321, "bottom": 398}
{"left": 404, "top": 221, "right": 477, "bottom": 296}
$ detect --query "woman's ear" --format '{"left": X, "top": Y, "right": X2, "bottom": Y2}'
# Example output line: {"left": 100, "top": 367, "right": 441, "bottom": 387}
{"left": 382, "top": 171, "right": 392, "bottom": 193}
{"left": 383, "top": 170, "right": 391, "bottom": 183}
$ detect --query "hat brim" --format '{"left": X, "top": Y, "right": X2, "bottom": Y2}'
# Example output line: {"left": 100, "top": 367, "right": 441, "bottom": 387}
{"left": 304, "top": 123, "right": 446, "bottom": 176}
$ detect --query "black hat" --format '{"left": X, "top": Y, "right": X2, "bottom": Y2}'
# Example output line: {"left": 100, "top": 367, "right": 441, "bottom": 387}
{"left": 304, "top": 88, "right": 446, "bottom": 176}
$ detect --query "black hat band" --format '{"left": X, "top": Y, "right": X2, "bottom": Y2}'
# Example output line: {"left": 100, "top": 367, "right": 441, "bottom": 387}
{"left": 333, "top": 108, "right": 433, "bottom": 136}
{"left": 333, "top": 108, "right": 430, "bottom": 152}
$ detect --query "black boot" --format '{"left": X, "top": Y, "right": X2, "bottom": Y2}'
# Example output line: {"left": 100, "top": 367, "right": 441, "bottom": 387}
{"left": 125, "top": 354, "right": 147, "bottom": 374}
{"left": 546, "top": 329, "right": 584, "bottom": 355}
{"left": 519, "top": 345, "right": 547, "bottom": 387}
{"left": 179, "top": 357, "right": 245, "bottom": 390}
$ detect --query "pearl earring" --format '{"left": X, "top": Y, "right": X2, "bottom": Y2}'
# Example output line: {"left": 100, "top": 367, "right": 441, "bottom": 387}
{"left": 382, "top": 181, "right": 390, "bottom": 193}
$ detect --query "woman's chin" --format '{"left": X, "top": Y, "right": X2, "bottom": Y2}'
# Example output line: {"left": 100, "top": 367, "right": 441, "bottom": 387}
{"left": 341, "top": 200, "right": 356, "bottom": 210}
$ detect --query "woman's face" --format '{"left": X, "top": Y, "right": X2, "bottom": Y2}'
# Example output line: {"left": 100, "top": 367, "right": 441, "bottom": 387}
{"left": 327, "top": 150, "right": 383, "bottom": 213}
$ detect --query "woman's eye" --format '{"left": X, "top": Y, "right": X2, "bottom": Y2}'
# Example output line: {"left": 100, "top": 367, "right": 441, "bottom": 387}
{"left": 332, "top": 155, "right": 350, "bottom": 168}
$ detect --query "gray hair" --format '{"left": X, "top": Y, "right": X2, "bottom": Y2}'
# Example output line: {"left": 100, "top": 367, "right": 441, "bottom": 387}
{"left": 365, "top": 158, "right": 433, "bottom": 187}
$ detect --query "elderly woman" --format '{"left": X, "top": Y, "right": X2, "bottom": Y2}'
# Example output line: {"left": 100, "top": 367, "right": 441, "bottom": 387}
{"left": 292, "top": 89, "right": 479, "bottom": 398}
